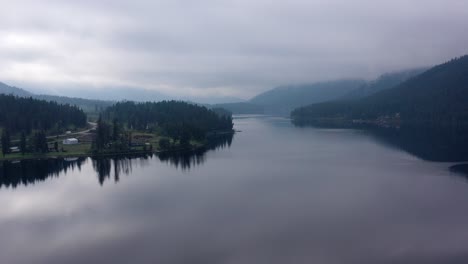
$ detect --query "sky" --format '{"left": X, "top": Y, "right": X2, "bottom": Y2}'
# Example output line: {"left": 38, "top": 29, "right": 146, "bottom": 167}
{"left": 1, "top": 0, "right": 468, "bottom": 101}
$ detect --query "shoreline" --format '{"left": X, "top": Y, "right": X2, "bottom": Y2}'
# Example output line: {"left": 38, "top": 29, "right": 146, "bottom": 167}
{"left": 0, "top": 147, "right": 199, "bottom": 162}
{"left": 0, "top": 131, "right": 235, "bottom": 162}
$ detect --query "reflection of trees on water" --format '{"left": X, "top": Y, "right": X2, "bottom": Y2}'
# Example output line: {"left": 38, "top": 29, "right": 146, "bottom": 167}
{"left": 92, "top": 134, "right": 234, "bottom": 183}
{"left": 92, "top": 154, "right": 153, "bottom": 185}
{"left": 0, "top": 158, "right": 86, "bottom": 189}
{"left": 0, "top": 134, "right": 235, "bottom": 187}
{"left": 158, "top": 151, "right": 206, "bottom": 170}
{"left": 157, "top": 133, "right": 234, "bottom": 170}
{"left": 368, "top": 125, "right": 468, "bottom": 162}
{"left": 293, "top": 120, "right": 468, "bottom": 162}
{"left": 450, "top": 164, "right": 468, "bottom": 178}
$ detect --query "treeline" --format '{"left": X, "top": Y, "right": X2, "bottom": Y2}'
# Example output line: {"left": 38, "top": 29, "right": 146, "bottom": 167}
{"left": 92, "top": 116, "right": 136, "bottom": 153}
{"left": 292, "top": 55, "right": 468, "bottom": 126}
{"left": 0, "top": 94, "right": 87, "bottom": 134}
{"left": 102, "top": 101, "right": 233, "bottom": 140}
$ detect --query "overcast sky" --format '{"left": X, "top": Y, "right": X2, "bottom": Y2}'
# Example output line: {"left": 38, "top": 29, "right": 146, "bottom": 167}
{"left": 1, "top": 0, "right": 468, "bottom": 100}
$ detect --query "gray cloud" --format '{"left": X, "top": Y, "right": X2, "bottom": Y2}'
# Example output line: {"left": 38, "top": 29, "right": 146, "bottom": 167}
{"left": 1, "top": 0, "right": 467, "bottom": 99}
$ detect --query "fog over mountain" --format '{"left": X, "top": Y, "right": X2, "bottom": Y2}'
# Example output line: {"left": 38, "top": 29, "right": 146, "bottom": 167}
{"left": 1, "top": 0, "right": 468, "bottom": 99}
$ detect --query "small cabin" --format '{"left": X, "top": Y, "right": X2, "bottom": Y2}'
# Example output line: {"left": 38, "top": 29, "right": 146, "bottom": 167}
{"left": 63, "top": 138, "right": 79, "bottom": 145}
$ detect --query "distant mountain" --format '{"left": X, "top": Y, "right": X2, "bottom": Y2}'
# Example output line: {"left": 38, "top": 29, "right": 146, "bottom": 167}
{"left": 342, "top": 68, "right": 428, "bottom": 100}
{"left": 292, "top": 55, "right": 468, "bottom": 126}
{"left": 0, "top": 82, "right": 33, "bottom": 97}
{"left": 35, "top": 95, "right": 114, "bottom": 114}
{"left": 212, "top": 102, "right": 264, "bottom": 115}
{"left": 183, "top": 96, "right": 245, "bottom": 105}
{"left": 215, "top": 79, "right": 366, "bottom": 115}
{"left": 249, "top": 80, "right": 366, "bottom": 115}
{"left": 0, "top": 82, "right": 113, "bottom": 117}
{"left": 52, "top": 87, "right": 168, "bottom": 102}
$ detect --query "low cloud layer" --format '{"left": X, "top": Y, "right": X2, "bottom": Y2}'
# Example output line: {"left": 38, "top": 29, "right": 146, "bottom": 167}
{"left": 1, "top": 0, "right": 467, "bottom": 99}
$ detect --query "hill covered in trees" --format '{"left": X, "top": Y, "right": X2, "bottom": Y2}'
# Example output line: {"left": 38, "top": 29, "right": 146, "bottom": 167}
{"left": 0, "top": 94, "right": 87, "bottom": 134}
{"left": 291, "top": 55, "right": 468, "bottom": 126}
{"left": 93, "top": 101, "right": 234, "bottom": 153}
{"left": 103, "top": 101, "right": 233, "bottom": 134}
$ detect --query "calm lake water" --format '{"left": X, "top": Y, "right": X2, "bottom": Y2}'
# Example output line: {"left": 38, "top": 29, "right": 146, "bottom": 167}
{"left": 2, "top": 115, "right": 468, "bottom": 264}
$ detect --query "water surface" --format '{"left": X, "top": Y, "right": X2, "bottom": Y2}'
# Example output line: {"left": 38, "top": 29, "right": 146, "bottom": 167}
{"left": 1, "top": 116, "right": 468, "bottom": 264}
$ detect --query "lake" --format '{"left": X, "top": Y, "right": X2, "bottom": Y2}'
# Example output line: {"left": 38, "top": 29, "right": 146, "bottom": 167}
{"left": 1, "top": 115, "right": 468, "bottom": 264}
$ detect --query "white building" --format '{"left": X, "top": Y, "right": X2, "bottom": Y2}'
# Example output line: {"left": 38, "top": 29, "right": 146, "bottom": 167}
{"left": 63, "top": 138, "right": 79, "bottom": 145}
{"left": 9, "top": 146, "right": 20, "bottom": 153}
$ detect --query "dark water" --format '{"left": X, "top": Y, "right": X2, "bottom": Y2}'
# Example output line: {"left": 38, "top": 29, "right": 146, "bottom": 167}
{"left": 1, "top": 116, "right": 468, "bottom": 264}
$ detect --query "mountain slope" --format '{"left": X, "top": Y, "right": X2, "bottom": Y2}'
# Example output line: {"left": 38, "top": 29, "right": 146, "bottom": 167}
{"left": 0, "top": 82, "right": 33, "bottom": 97}
{"left": 0, "top": 82, "right": 113, "bottom": 116}
{"left": 292, "top": 55, "right": 468, "bottom": 126}
{"left": 342, "top": 68, "right": 427, "bottom": 100}
{"left": 217, "top": 79, "right": 365, "bottom": 115}
{"left": 250, "top": 79, "right": 365, "bottom": 113}
{"left": 211, "top": 102, "right": 264, "bottom": 115}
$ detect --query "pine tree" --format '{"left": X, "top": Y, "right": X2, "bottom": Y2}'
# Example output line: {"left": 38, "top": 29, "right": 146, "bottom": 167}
{"left": 20, "top": 131, "right": 27, "bottom": 155}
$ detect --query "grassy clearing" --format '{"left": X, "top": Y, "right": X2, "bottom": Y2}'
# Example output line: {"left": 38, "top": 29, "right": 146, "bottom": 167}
{"left": 0, "top": 142, "right": 93, "bottom": 161}
{"left": 1, "top": 130, "right": 209, "bottom": 161}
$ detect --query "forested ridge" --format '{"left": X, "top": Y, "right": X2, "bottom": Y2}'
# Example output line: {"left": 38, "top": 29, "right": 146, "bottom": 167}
{"left": 0, "top": 94, "right": 87, "bottom": 134}
{"left": 292, "top": 55, "right": 468, "bottom": 126}
{"left": 101, "top": 101, "right": 233, "bottom": 142}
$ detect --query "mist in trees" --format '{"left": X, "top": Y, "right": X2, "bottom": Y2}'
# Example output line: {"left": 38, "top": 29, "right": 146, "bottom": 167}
{"left": 292, "top": 55, "right": 468, "bottom": 127}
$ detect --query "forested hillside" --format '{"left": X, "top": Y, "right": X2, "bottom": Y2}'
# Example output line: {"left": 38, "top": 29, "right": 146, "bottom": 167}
{"left": 103, "top": 101, "right": 233, "bottom": 140}
{"left": 0, "top": 94, "right": 87, "bottom": 134}
{"left": 292, "top": 55, "right": 468, "bottom": 126}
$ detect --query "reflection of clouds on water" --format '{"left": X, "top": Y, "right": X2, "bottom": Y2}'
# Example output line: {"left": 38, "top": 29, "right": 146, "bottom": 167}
{"left": 3, "top": 118, "right": 468, "bottom": 264}
{"left": 0, "top": 158, "right": 86, "bottom": 189}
